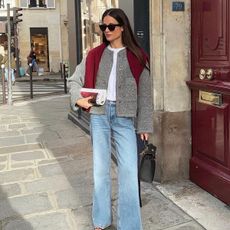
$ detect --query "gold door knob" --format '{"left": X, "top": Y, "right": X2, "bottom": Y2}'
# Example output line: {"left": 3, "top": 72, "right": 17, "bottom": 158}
{"left": 206, "top": 68, "right": 213, "bottom": 80}
{"left": 199, "top": 69, "right": 206, "bottom": 80}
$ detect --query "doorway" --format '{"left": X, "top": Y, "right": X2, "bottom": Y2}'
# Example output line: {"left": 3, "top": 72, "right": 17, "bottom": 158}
{"left": 188, "top": 0, "right": 230, "bottom": 205}
{"left": 30, "top": 27, "right": 49, "bottom": 71}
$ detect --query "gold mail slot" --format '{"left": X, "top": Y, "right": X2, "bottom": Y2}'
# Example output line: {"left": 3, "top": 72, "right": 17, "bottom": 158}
{"left": 199, "top": 90, "right": 222, "bottom": 106}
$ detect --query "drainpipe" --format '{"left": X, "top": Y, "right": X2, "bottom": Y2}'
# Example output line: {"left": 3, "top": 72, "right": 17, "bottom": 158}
{"left": 75, "top": 0, "right": 82, "bottom": 64}
{"left": 58, "top": 0, "right": 63, "bottom": 64}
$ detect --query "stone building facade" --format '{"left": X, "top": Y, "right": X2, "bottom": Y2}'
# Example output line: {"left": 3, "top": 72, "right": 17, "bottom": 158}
{"left": 0, "top": 0, "right": 69, "bottom": 73}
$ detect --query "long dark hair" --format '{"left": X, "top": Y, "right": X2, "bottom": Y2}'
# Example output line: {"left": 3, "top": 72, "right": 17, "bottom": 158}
{"left": 101, "top": 8, "right": 148, "bottom": 68}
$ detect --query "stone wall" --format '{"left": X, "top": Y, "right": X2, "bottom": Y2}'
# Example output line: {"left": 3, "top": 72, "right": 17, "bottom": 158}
{"left": 150, "top": 0, "right": 191, "bottom": 181}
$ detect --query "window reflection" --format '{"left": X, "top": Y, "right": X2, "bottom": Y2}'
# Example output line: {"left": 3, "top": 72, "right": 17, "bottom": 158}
{"left": 80, "top": 0, "right": 118, "bottom": 57}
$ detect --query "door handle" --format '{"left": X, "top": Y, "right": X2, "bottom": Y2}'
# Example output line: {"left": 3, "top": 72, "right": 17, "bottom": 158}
{"left": 206, "top": 68, "right": 213, "bottom": 80}
{"left": 199, "top": 69, "right": 206, "bottom": 80}
{"left": 199, "top": 68, "right": 214, "bottom": 80}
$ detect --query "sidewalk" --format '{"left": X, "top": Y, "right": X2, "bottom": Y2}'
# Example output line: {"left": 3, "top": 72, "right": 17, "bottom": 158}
{"left": 0, "top": 95, "right": 229, "bottom": 230}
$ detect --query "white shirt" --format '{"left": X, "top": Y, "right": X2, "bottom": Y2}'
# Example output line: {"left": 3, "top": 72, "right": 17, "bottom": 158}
{"left": 107, "top": 45, "right": 126, "bottom": 101}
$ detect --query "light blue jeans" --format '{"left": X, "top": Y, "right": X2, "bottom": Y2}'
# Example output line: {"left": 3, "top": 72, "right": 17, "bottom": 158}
{"left": 4, "top": 68, "right": 15, "bottom": 82}
{"left": 90, "top": 101, "right": 142, "bottom": 230}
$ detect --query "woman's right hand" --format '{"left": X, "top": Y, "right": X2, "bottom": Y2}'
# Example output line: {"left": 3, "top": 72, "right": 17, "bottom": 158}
{"left": 75, "top": 96, "right": 93, "bottom": 110}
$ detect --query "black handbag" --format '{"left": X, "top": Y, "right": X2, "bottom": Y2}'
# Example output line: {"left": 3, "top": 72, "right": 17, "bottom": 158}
{"left": 139, "top": 142, "right": 157, "bottom": 183}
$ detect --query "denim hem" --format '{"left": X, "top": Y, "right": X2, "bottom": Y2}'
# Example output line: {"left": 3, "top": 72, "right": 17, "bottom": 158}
{"left": 93, "top": 224, "right": 111, "bottom": 229}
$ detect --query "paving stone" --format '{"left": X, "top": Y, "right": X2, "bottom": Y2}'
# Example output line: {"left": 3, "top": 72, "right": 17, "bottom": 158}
{"left": 0, "top": 156, "right": 7, "bottom": 162}
{"left": 1, "top": 115, "right": 18, "bottom": 120}
{"left": 11, "top": 150, "right": 45, "bottom": 161}
{"left": 0, "top": 119, "right": 20, "bottom": 125}
{"left": 2, "top": 218, "right": 33, "bottom": 230}
{"left": 72, "top": 206, "right": 93, "bottom": 230}
{"left": 11, "top": 162, "right": 35, "bottom": 169}
{"left": 0, "top": 131, "right": 20, "bottom": 138}
{"left": 55, "top": 187, "right": 92, "bottom": 209}
{"left": 67, "top": 170, "right": 94, "bottom": 188}
{"left": 24, "top": 134, "right": 42, "bottom": 144}
{"left": 21, "top": 127, "right": 45, "bottom": 135}
{"left": 141, "top": 192, "right": 192, "bottom": 230}
{"left": 48, "top": 123, "right": 86, "bottom": 139}
{"left": 8, "top": 124, "right": 27, "bottom": 130}
{"left": 0, "top": 168, "right": 35, "bottom": 184}
{"left": 46, "top": 144, "right": 92, "bottom": 158}
{"left": 0, "top": 143, "right": 43, "bottom": 155}
{"left": 38, "top": 159, "right": 92, "bottom": 178}
{"left": 42, "top": 136, "right": 90, "bottom": 149}
{"left": 0, "top": 193, "right": 52, "bottom": 221}
{"left": 157, "top": 181, "right": 230, "bottom": 230}
{"left": 165, "top": 221, "right": 205, "bottom": 230}
{"left": 37, "top": 157, "right": 70, "bottom": 166}
{"left": 20, "top": 118, "right": 41, "bottom": 123}
{"left": 0, "top": 184, "right": 21, "bottom": 199}
{"left": 3, "top": 212, "right": 71, "bottom": 230}
{"left": 24, "top": 175, "right": 72, "bottom": 193}
{"left": 23, "top": 123, "right": 46, "bottom": 129}
{"left": 0, "top": 125, "right": 7, "bottom": 131}
{"left": 0, "top": 136, "right": 25, "bottom": 148}
{"left": 38, "top": 163, "right": 65, "bottom": 177}
{"left": 0, "top": 164, "right": 6, "bottom": 171}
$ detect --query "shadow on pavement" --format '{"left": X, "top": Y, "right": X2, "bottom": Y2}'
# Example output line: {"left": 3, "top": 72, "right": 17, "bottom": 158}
{"left": 0, "top": 188, "right": 33, "bottom": 229}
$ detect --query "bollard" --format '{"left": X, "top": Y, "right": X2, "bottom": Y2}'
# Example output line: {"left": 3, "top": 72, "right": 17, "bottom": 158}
{"left": 63, "top": 63, "right": 68, "bottom": 94}
{"left": 1, "top": 64, "right": 7, "bottom": 104}
{"left": 29, "top": 63, "right": 33, "bottom": 99}
{"left": 60, "top": 62, "right": 63, "bottom": 79}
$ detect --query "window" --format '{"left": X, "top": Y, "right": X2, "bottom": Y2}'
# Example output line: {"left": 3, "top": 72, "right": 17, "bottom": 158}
{"left": 20, "top": 0, "right": 28, "bottom": 8}
{"left": 1, "top": 0, "right": 16, "bottom": 9}
{"left": 29, "top": 0, "right": 37, "bottom": 7}
{"left": 46, "top": 0, "right": 55, "bottom": 8}
{"left": 38, "top": 0, "right": 45, "bottom": 7}
{"left": 19, "top": 0, "right": 55, "bottom": 8}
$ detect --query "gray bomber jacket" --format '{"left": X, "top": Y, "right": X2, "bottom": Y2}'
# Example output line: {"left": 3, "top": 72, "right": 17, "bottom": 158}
{"left": 67, "top": 47, "right": 153, "bottom": 134}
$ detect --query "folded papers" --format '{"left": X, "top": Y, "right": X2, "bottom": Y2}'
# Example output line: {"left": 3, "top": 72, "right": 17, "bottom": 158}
{"left": 80, "top": 88, "right": 107, "bottom": 105}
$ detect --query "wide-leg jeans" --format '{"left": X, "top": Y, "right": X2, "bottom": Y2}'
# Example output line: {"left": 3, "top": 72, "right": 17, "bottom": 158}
{"left": 90, "top": 101, "right": 142, "bottom": 230}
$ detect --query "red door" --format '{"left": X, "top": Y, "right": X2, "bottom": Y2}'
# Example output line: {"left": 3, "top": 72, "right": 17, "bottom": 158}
{"left": 187, "top": 0, "right": 230, "bottom": 205}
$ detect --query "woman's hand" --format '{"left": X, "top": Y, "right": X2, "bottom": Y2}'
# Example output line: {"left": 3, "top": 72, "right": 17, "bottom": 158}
{"left": 140, "top": 133, "right": 149, "bottom": 141}
{"left": 75, "top": 96, "right": 93, "bottom": 110}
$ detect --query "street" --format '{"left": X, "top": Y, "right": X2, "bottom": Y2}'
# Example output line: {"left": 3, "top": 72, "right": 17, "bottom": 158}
{"left": 0, "top": 96, "right": 229, "bottom": 229}
{"left": 0, "top": 76, "right": 66, "bottom": 105}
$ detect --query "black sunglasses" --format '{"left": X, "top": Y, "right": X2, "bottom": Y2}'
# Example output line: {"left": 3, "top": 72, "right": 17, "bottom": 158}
{"left": 99, "top": 24, "right": 121, "bottom": 32}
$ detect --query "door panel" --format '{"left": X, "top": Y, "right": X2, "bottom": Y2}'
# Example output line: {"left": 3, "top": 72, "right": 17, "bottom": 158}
{"left": 193, "top": 0, "right": 230, "bottom": 80}
{"left": 195, "top": 98, "right": 229, "bottom": 165}
{"left": 188, "top": 0, "right": 230, "bottom": 205}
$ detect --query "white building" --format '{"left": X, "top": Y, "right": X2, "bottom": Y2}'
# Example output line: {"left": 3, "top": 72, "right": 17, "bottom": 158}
{"left": 0, "top": 0, "right": 69, "bottom": 73}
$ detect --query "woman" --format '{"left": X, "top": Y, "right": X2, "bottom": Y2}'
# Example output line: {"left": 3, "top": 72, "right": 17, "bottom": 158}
{"left": 26, "top": 46, "right": 39, "bottom": 76}
{"left": 2, "top": 51, "right": 16, "bottom": 85}
{"left": 68, "top": 8, "right": 153, "bottom": 230}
